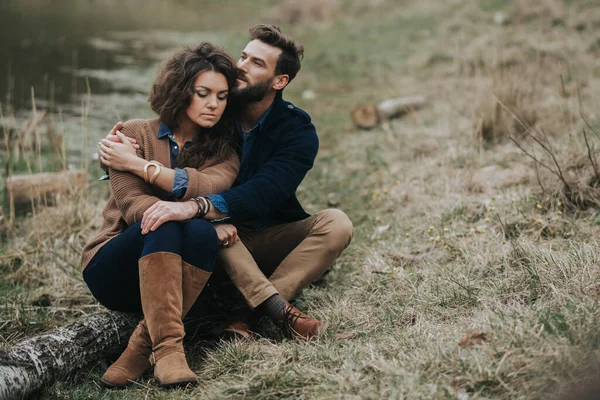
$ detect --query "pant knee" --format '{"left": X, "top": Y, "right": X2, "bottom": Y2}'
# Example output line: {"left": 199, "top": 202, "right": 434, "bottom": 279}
{"left": 142, "top": 221, "right": 183, "bottom": 256}
{"left": 318, "top": 209, "right": 354, "bottom": 248}
{"left": 182, "top": 219, "right": 218, "bottom": 271}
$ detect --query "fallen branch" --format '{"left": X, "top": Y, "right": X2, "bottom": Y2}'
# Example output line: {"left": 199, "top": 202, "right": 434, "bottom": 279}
{"left": 5, "top": 169, "right": 88, "bottom": 214}
{"left": 351, "top": 95, "right": 426, "bottom": 129}
{"left": 0, "top": 312, "right": 138, "bottom": 400}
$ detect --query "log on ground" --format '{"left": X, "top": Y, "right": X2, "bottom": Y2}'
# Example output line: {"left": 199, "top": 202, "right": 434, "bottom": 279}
{"left": 0, "top": 312, "right": 138, "bottom": 400}
{"left": 351, "top": 95, "right": 426, "bottom": 129}
{"left": 5, "top": 169, "right": 88, "bottom": 214}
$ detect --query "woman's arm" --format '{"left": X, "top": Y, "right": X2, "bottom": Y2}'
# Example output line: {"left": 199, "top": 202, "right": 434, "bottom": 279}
{"left": 100, "top": 132, "right": 240, "bottom": 197}
{"left": 105, "top": 121, "right": 162, "bottom": 225}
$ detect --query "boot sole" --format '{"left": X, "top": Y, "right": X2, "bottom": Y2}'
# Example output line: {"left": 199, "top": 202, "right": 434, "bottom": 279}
{"left": 100, "top": 378, "right": 130, "bottom": 389}
{"left": 158, "top": 378, "right": 198, "bottom": 388}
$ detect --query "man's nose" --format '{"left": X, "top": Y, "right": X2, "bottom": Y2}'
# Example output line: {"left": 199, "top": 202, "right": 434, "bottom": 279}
{"left": 237, "top": 60, "right": 248, "bottom": 73}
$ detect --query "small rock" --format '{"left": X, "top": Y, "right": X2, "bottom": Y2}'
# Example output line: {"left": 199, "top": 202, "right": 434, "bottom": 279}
{"left": 32, "top": 294, "right": 54, "bottom": 307}
{"left": 302, "top": 89, "right": 316, "bottom": 100}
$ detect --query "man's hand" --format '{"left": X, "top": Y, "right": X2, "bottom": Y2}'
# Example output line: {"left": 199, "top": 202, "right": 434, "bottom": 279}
{"left": 99, "top": 131, "right": 139, "bottom": 172}
{"left": 141, "top": 201, "right": 197, "bottom": 234}
{"left": 214, "top": 224, "right": 239, "bottom": 248}
{"left": 99, "top": 122, "right": 140, "bottom": 170}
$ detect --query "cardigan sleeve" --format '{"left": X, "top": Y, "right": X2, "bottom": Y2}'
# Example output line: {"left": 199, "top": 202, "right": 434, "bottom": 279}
{"left": 220, "top": 121, "right": 318, "bottom": 221}
{"left": 109, "top": 120, "right": 161, "bottom": 225}
{"left": 179, "top": 153, "right": 240, "bottom": 201}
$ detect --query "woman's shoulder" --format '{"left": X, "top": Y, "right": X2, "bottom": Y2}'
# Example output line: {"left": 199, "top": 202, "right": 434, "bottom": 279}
{"left": 121, "top": 118, "right": 160, "bottom": 139}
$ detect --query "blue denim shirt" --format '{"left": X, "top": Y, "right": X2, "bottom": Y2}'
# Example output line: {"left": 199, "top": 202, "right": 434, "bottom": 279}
{"left": 206, "top": 104, "right": 273, "bottom": 218}
{"left": 157, "top": 122, "right": 191, "bottom": 199}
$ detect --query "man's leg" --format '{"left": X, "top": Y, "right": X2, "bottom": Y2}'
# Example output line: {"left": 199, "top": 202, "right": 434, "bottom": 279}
{"left": 251, "top": 209, "right": 353, "bottom": 301}
{"left": 219, "top": 209, "right": 352, "bottom": 338}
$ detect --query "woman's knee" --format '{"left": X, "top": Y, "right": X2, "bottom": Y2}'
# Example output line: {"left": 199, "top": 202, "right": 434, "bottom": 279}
{"left": 181, "top": 219, "right": 219, "bottom": 271}
{"left": 142, "top": 221, "right": 183, "bottom": 256}
{"left": 183, "top": 219, "right": 218, "bottom": 247}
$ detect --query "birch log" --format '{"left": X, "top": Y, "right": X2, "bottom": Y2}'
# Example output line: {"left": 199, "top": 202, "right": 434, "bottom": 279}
{"left": 0, "top": 312, "right": 138, "bottom": 400}
{"left": 5, "top": 170, "right": 87, "bottom": 214}
{"left": 351, "top": 95, "right": 426, "bottom": 129}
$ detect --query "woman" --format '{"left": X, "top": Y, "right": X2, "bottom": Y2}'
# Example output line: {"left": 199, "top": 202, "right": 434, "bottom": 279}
{"left": 80, "top": 43, "right": 240, "bottom": 388}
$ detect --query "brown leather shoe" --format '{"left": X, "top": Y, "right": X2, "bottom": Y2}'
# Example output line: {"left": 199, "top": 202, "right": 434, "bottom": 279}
{"left": 278, "top": 303, "right": 324, "bottom": 341}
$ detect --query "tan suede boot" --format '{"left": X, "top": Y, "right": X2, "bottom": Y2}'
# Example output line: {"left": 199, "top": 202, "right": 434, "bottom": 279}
{"left": 152, "top": 260, "right": 211, "bottom": 386}
{"left": 101, "top": 256, "right": 211, "bottom": 388}
{"left": 100, "top": 320, "right": 151, "bottom": 388}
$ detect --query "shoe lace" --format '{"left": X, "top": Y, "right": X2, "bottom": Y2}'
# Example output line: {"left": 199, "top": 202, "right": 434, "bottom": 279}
{"left": 281, "top": 304, "right": 304, "bottom": 338}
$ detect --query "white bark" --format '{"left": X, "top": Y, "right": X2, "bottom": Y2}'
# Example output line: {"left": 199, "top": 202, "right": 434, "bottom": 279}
{"left": 0, "top": 312, "right": 138, "bottom": 400}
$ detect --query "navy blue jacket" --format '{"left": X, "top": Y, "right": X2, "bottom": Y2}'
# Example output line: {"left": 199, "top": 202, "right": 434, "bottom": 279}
{"left": 220, "top": 91, "right": 319, "bottom": 225}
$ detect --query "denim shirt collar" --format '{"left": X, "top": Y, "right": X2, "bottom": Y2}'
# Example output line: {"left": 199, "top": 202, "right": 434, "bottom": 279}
{"left": 158, "top": 122, "right": 172, "bottom": 139}
{"left": 236, "top": 101, "right": 274, "bottom": 134}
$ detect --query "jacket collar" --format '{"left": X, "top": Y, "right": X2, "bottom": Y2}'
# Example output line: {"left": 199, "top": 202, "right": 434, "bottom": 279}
{"left": 262, "top": 91, "right": 291, "bottom": 141}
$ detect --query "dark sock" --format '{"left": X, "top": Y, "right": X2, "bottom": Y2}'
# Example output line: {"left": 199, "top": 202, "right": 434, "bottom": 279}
{"left": 257, "top": 294, "right": 287, "bottom": 322}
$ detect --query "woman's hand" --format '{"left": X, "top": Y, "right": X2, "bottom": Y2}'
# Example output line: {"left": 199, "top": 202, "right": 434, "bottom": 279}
{"left": 99, "top": 131, "right": 139, "bottom": 172}
{"left": 141, "top": 201, "right": 197, "bottom": 234}
{"left": 214, "top": 224, "right": 240, "bottom": 248}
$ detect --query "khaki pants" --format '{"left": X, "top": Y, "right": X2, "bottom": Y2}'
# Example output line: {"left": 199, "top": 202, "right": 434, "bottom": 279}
{"left": 217, "top": 209, "right": 353, "bottom": 309}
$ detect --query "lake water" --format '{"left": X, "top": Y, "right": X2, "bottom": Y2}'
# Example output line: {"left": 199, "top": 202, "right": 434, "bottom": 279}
{"left": 0, "top": 0, "right": 267, "bottom": 164}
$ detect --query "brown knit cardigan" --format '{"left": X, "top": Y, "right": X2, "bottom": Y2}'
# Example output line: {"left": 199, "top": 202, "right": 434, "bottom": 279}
{"left": 80, "top": 118, "right": 240, "bottom": 271}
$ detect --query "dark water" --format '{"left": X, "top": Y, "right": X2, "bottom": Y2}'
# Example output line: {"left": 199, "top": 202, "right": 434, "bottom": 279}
{"left": 0, "top": 0, "right": 266, "bottom": 161}
{"left": 0, "top": 0, "right": 265, "bottom": 114}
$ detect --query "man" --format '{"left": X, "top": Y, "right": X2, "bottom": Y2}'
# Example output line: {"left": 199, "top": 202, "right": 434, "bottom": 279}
{"left": 100, "top": 24, "right": 352, "bottom": 386}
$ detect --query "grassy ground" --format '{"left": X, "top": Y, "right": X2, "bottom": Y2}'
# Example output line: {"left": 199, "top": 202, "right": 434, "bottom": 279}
{"left": 3, "top": 0, "right": 600, "bottom": 398}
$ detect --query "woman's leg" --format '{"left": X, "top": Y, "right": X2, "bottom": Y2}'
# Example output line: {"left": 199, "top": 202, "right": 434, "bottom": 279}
{"left": 83, "top": 221, "right": 145, "bottom": 312}
{"left": 95, "top": 221, "right": 185, "bottom": 388}
{"left": 138, "top": 220, "right": 218, "bottom": 387}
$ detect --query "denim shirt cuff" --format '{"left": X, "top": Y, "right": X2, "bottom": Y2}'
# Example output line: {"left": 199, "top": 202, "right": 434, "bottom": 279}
{"left": 206, "top": 194, "right": 229, "bottom": 213}
{"left": 171, "top": 168, "right": 189, "bottom": 199}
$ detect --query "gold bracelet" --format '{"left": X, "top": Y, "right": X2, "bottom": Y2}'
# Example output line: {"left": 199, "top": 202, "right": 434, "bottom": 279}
{"left": 143, "top": 161, "right": 163, "bottom": 183}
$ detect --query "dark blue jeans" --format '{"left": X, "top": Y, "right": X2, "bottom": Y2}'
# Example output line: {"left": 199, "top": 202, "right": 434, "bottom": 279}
{"left": 83, "top": 219, "right": 218, "bottom": 312}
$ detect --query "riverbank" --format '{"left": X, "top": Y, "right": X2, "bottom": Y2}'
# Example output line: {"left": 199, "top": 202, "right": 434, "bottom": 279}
{"left": 3, "top": 0, "right": 600, "bottom": 398}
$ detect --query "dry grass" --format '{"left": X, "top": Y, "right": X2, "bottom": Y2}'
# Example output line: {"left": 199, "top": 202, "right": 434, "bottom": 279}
{"left": 3, "top": 0, "right": 600, "bottom": 398}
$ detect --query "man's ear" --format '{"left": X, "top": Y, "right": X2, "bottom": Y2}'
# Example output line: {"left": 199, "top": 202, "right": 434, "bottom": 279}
{"left": 272, "top": 74, "right": 289, "bottom": 91}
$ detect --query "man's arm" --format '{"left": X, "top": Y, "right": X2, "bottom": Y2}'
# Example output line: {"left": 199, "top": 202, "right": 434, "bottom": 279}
{"left": 204, "top": 121, "right": 318, "bottom": 221}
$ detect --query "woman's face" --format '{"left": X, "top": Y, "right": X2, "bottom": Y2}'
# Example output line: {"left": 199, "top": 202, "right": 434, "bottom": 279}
{"left": 185, "top": 70, "right": 229, "bottom": 129}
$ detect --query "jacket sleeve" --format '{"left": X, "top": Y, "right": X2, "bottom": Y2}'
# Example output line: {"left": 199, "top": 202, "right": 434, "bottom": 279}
{"left": 220, "top": 121, "right": 318, "bottom": 220}
{"left": 179, "top": 153, "right": 240, "bottom": 201}
{"left": 109, "top": 120, "right": 161, "bottom": 225}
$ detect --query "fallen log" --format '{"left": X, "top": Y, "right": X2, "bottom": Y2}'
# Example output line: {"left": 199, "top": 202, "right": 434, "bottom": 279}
{"left": 351, "top": 95, "right": 426, "bottom": 129}
{"left": 5, "top": 169, "right": 88, "bottom": 214}
{"left": 0, "top": 312, "right": 138, "bottom": 400}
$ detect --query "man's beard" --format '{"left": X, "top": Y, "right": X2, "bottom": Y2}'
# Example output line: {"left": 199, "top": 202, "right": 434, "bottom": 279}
{"left": 233, "top": 77, "right": 273, "bottom": 103}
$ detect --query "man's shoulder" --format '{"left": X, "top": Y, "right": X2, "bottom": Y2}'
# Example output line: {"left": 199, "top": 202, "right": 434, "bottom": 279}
{"left": 280, "top": 100, "right": 312, "bottom": 125}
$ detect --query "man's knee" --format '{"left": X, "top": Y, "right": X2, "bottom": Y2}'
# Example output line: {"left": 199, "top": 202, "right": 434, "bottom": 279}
{"left": 316, "top": 208, "right": 353, "bottom": 249}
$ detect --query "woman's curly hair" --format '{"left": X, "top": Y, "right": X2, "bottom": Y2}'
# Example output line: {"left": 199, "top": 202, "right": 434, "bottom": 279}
{"left": 149, "top": 42, "right": 240, "bottom": 169}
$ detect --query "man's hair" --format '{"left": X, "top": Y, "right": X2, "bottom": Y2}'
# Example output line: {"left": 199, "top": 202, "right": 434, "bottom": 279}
{"left": 249, "top": 24, "right": 304, "bottom": 84}
{"left": 149, "top": 43, "right": 240, "bottom": 168}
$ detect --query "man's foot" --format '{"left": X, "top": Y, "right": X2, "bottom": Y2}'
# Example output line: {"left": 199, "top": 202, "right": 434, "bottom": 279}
{"left": 222, "top": 321, "right": 253, "bottom": 340}
{"left": 277, "top": 302, "right": 324, "bottom": 341}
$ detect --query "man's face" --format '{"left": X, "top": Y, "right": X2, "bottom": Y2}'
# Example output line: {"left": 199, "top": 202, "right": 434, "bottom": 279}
{"left": 234, "top": 39, "right": 282, "bottom": 102}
